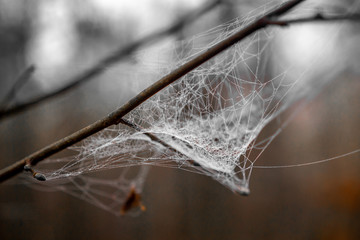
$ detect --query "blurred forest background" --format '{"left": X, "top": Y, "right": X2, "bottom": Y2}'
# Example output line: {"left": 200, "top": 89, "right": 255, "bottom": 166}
{"left": 0, "top": 0, "right": 359, "bottom": 239}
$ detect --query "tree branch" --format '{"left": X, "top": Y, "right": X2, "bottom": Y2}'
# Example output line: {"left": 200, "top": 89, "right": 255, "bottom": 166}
{"left": 0, "top": 0, "right": 221, "bottom": 120}
{"left": 265, "top": 12, "right": 360, "bottom": 26}
{"left": 0, "top": 0, "right": 305, "bottom": 183}
{"left": 0, "top": 65, "right": 35, "bottom": 110}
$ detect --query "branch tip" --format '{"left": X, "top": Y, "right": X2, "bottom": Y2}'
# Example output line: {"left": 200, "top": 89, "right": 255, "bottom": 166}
{"left": 34, "top": 173, "right": 46, "bottom": 181}
{"left": 24, "top": 164, "right": 46, "bottom": 181}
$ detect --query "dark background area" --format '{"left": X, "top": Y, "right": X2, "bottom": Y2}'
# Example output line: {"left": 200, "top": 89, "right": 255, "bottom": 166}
{"left": 0, "top": 0, "right": 359, "bottom": 239}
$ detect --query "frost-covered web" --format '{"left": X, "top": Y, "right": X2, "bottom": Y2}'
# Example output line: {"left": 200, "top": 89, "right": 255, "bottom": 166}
{"left": 20, "top": 1, "right": 359, "bottom": 215}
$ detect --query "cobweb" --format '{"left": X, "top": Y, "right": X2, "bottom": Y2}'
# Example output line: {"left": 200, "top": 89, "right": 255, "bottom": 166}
{"left": 20, "top": 1, "right": 359, "bottom": 215}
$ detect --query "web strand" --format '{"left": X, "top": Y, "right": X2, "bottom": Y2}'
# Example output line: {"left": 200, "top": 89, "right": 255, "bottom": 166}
{"left": 254, "top": 149, "right": 360, "bottom": 169}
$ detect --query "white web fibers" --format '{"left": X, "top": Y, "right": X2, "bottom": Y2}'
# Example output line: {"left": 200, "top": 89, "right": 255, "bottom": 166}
{"left": 21, "top": 1, "right": 359, "bottom": 215}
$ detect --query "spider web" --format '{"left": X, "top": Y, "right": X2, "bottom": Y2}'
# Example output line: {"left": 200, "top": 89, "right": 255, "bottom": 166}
{"left": 20, "top": 1, "right": 359, "bottom": 215}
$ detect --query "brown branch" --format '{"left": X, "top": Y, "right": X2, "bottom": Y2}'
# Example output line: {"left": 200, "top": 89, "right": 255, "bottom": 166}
{"left": 0, "top": 0, "right": 221, "bottom": 120}
{"left": 0, "top": 0, "right": 305, "bottom": 183}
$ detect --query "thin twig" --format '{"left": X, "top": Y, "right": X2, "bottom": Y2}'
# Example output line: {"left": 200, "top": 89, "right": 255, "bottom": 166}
{"left": 0, "top": 0, "right": 221, "bottom": 120}
{"left": 0, "top": 0, "right": 305, "bottom": 183}
{"left": 119, "top": 119, "right": 201, "bottom": 167}
{"left": 0, "top": 65, "right": 35, "bottom": 109}
{"left": 265, "top": 12, "right": 360, "bottom": 26}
